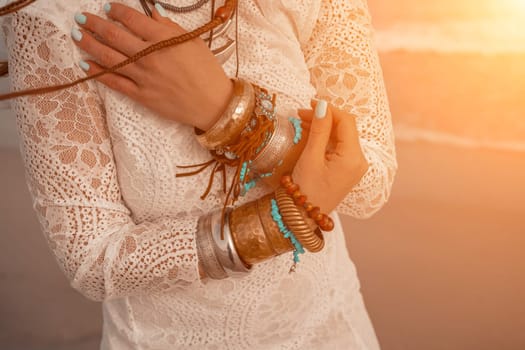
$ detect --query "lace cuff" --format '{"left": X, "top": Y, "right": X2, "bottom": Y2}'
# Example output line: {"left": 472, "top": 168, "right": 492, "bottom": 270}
{"left": 303, "top": 0, "right": 397, "bottom": 218}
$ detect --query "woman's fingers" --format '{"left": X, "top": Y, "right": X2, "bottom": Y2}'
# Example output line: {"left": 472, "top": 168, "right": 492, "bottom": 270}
{"left": 332, "top": 108, "right": 360, "bottom": 158}
{"left": 104, "top": 2, "right": 170, "bottom": 41}
{"left": 71, "top": 27, "right": 142, "bottom": 79}
{"left": 329, "top": 107, "right": 369, "bottom": 176}
{"left": 298, "top": 98, "right": 332, "bottom": 122}
{"left": 72, "top": 2, "right": 189, "bottom": 84}
{"left": 302, "top": 99, "right": 333, "bottom": 165}
{"left": 297, "top": 108, "right": 314, "bottom": 121}
{"left": 78, "top": 59, "right": 140, "bottom": 99}
{"left": 303, "top": 101, "right": 360, "bottom": 159}
{"left": 74, "top": 12, "right": 147, "bottom": 57}
{"left": 299, "top": 100, "right": 364, "bottom": 168}
{"left": 298, "top": 103, "right": 338, "bottom": 150}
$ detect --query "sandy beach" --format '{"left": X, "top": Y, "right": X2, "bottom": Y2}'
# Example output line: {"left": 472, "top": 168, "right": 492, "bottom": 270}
{"left": 343, "top": 140, "right": 525, "bottom": 350}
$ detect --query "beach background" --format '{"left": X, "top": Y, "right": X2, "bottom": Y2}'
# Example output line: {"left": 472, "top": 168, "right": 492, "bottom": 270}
{"left": 1, "top": 0, "right": 524, "bottom": 349}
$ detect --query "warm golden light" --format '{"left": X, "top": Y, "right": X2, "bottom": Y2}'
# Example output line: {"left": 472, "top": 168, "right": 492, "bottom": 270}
{"left": 508, "top": 0, "right": 525, "bottom": 10}
{"left": 498, "top": 0, "right": 525, "bottom": 15}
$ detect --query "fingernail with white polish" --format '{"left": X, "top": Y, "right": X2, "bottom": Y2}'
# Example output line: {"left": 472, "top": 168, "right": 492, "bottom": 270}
{"left": 314, "top": 99, "right": 328, "bottom": 119}
{"left": 79, "top": 60, "right": 90, "bottom": 71}
{"left": 74, "top": 13, "right": 87, "bottom": 25}
{"left": 71, "top": 27, "right": 83, "bottom": 41}
{"left": 103, "top": 3, "right": 111, "bottom": 13}
{"left": 155, "top": 3, "right": 168, "bottom": 17}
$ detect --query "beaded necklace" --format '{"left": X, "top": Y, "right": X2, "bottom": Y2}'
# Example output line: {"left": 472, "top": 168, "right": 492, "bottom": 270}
{"left": 143, "top": 0, "right": 210, "bottom": 14}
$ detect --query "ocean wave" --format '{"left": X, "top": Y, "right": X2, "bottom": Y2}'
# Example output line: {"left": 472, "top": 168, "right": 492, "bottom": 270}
{"left": 395, "top": 124, "right": 525, "bottom": 152}
{"left": 375, "top": 19, "right": 525, "bottom": 53}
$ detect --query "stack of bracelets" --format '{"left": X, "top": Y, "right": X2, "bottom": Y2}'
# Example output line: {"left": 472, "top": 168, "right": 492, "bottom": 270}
{"left": 186, "top": 77, "right": 335, "bottom": 278}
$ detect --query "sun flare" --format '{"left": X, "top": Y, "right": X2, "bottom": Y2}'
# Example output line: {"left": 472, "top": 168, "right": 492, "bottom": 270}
{"left": 476, "top": 0, "right": 525, "bottom": 18}
{"left": 502, "top": 0, "right": 525, "bottom": 12}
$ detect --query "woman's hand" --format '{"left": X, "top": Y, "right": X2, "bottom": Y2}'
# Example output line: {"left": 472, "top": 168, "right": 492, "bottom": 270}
{"left": 71, "top": 3, "right": 233, "bottom": 131}
{"left": 293, "top": 100, "right": 369, "bottom": 213}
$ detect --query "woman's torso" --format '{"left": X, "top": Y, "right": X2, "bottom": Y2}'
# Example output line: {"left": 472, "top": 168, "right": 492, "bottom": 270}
{"left": 18, "top": 1, "right": 366, "bottom": 348}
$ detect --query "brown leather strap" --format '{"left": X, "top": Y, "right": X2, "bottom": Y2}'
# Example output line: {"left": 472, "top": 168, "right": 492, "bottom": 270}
{"left": 0, "top": 0, "right": 37, "bottom": 16}
{"left": 0, "top": 0, "right": 237, "bottom": 101}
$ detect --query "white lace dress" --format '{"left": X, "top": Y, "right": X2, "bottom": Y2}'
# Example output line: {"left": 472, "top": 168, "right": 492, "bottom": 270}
{"left": 2, "top": 0, "right": 396, "bottom": 348}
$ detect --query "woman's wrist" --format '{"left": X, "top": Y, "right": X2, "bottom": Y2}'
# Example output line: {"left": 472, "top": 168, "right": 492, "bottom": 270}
{"left": 195, "top": 77, "right": 235, "bottom": 131}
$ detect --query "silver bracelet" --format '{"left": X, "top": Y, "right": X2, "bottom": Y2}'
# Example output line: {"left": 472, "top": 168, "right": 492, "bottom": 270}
{"left": 210, "top": 209, "right": 252, "bottom": 277}
{"left": 250, "top": 115, "right": 295, "bottom": 174}
{"left": 196, "top": 213, "right": 228, "bottom": 280}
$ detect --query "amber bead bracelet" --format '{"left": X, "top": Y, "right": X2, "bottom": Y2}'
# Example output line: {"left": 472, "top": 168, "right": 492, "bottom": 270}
{"left": 280, "top": 175, "right": 335, "bottom": 232}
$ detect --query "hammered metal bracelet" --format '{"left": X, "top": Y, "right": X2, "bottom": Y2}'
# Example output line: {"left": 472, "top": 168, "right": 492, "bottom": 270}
{"left": 195, "top": 77, "right": 255, "bottom": 150}
{"left": 256, "top": 193, "right": 294, "bottom": 255}
{"left": 229, "top": 199, "right": 277, "bottom": 265}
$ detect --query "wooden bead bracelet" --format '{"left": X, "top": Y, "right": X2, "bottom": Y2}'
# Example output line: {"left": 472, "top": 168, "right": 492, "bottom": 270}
{"left": 280, "top": 175, "right": 335, "bottom": 232}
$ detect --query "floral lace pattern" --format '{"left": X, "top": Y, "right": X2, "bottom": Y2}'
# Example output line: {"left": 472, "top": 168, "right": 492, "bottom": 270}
{"left": 3, "top": 0, "right": 394, "bottom": 348}
{"left": 303, "top": 0, "right": 397, "bottom": 218}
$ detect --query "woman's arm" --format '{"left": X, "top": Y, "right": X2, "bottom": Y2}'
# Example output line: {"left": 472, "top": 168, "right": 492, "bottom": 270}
{"left": 4, "top": 11, "right": 201, "bottom": 302}
{"left": 302, "top": 0, "right": 397, "bottom": 219}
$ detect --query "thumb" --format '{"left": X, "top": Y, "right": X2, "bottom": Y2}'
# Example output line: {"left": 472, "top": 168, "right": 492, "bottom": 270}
{"left": 302, "top": 99, "right": 333, "bottom": 164}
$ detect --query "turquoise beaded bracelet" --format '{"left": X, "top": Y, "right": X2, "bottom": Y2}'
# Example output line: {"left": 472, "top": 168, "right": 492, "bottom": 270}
{"left": 270, "top": 198, "right": 305, "bottom": 272}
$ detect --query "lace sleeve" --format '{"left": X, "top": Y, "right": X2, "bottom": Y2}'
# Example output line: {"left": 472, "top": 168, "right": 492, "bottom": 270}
{"left": 3, "top": 11, "right": 200, "bottom": 302}
{"left": 302, "top": 0, "right": 397, "bottom": 219}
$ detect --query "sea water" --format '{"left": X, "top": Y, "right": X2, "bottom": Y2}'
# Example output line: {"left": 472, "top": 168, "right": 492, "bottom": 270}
{"left": 370, "top": 4, "right": 525, "bottom": 152}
